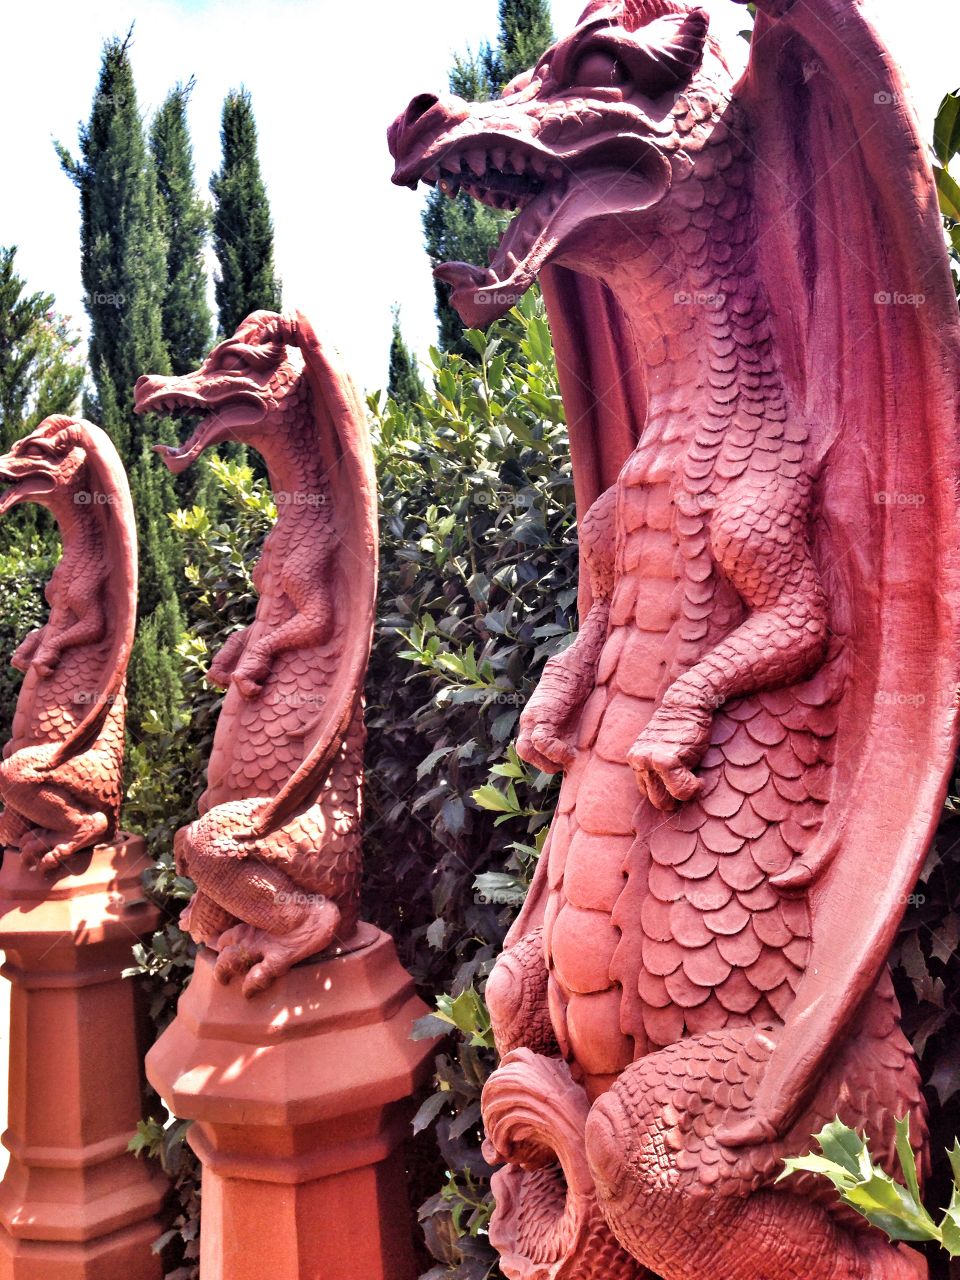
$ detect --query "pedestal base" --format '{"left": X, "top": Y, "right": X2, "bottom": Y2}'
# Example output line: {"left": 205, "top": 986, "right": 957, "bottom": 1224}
{"left": 147, "top": 923, "right": 438, "bottom": 1280}
{"left": 0, "top": 835, "right": 168, "bottom": 1279}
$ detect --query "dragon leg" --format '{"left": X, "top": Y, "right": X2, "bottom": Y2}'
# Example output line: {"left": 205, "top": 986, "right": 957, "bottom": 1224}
{"left": 0, "top": 759, "right": 107, "bottom": 872}
{"left": 482, "top": 1049, "right": 652, "bottom": 1280}
{"left": 180, "top": 818, "right": 342, "bottom": 998}
{"left": 179, "top": 891, "right": 238, "bottom": 948}
{"left": 486, "top": 927, "right": 559, "bottom": 1057}
{"left": 584, "top": 986, "right": 927, "bottom": 1280}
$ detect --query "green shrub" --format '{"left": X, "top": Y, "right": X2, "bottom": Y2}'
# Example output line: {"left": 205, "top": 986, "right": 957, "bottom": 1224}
{"left": 0, "top": 530, "right": 58, "bottom": 736}
{"left": 363, "top": 291, "right": 575, "bottom": 1277}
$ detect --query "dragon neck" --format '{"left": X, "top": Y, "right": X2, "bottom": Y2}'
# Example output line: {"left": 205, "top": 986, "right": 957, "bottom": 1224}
{"left": 597, "top": 135, "right": 785, "bottom": 445}
{"left": 47, "top": 466, "right": 106, "bottom": 559}
{"left": 255, "top": 380, "right": 331, "bottom": 503}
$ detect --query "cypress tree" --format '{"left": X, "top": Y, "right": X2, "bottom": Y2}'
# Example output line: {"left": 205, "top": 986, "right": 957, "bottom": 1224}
{"left": 210, "top": 89, "right": 281, "bottom": 336}
{"left": 0, "top": 246, "right": 83, "bottom": 449}
{"left": 55, "top": 28, "right": 170, "bottom": 454}
{"left": 494, "top": 0, "right": 554, "bottom": 83}
{"left": 150, "top": 79, "right": 211, "bottom": 375}
{"left": 56, "top": 30, "right": 184, "bottom": 730}
{"left": 423, "top": 3, "right": 553, "bottom": 353}
{"left": 386, "top": 306, "right": 425, "bottom": 412}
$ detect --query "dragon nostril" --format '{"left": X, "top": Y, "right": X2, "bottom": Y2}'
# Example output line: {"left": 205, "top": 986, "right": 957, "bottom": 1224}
{"left": 404, "top": 93, "right": 440, "bottom": 129}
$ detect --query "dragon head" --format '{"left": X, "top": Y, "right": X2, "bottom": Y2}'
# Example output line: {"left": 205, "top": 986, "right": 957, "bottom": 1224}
{"left": 134, "top": 312, "right": 305, "bottom": 474}
{"left": 389, "top": 0, "right": 733, "bottom": 326}
{"left": 0, "top": 417, "right": 90, "bottom": 515}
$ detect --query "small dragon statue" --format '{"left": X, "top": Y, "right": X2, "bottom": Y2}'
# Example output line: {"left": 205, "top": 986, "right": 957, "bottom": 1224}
{"left": 0, "top": 416, "right": 137, "bottom": 872}
{"left": 391, "top": 1, "right": 960, "bottom": 1277}
{"left": 134, "top": 311, "right": 377, "bottom": 997}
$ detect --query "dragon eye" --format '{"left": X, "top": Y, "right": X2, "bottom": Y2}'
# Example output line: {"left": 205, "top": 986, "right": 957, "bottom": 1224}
{"left": 218, "top": 352, "right": 246, "bottom": 372}
{"left": 572, "top": 48, "right": 629, "bottom": 87}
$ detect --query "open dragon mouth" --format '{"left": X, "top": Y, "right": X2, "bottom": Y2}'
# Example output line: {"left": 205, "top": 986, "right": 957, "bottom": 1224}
{"left": 0, "top": 472, "right": 56, "bottom": 515}
{"left": 401, "top": 135, "right": 669, "bottom": 326}
{"left": 134, "top": 383, "right": 266, "bottom": 475}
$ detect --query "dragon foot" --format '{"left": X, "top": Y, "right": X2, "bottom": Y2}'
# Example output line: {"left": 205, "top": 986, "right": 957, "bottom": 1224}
{"left": 19, "top": 814, "right": 108, "bottom": 874}
{"left": 212, "top": 896, "right": 341, "bottom": 997}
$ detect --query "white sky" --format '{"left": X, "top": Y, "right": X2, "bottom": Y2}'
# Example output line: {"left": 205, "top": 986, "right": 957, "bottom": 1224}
{"left": 2, "top": 0, "right": 956, "bottom": 396}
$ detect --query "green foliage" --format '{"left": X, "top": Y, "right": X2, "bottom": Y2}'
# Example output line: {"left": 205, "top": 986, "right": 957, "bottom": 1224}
{"left": 209, "top": 88, "right": 282, "bottom": 337}
{"left": 0, "top": 246, "right": 83, "bottom": 449}
{"left": 933, "top": 89, "right": 960, "bottom": 299}
{"left": 129, "top": 1115, "right": 200, "bottom": 1276}
{"left": 781, "top": 1118, "right": 960, "bottom": 1257}
{"left": 388, "top": 305, "right": 426, "bottom": 413}
{"left": 56, "top": 29, "right": 189, "bottom": 726}
{"left": 55, "top": 28, "right": 171, "bottom": 445}
{"left": 0, "top": 532, "right": 58, "bottom": 735}
{"left": 150, "top": 80, "right": 212, "bottom": 376}
{"left": 364, "top": 292, "right": 573, "bottom": 1277}
{"left": 494, "top": 0, "right": 554, "bottom": 85}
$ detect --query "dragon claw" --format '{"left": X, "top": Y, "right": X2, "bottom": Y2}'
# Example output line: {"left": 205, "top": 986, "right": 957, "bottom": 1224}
{"left": 627, "top": 706, "right": 712, "bottom": 811}
{"left": 516, "top": 721, "right": 576, "bottom": 775}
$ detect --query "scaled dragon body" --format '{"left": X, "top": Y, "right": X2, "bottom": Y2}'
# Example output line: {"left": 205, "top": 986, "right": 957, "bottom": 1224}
{"left": 135, "top": 312, "right": 377, "bottom": 996}
{"left": 391, "top": 1, "right": 960, "bottom": 1276}
{"left": 0, "top": 417, "right": 137, "bottom": 871}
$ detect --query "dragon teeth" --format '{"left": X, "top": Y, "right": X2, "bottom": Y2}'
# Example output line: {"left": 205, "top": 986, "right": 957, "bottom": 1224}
{"left": 467, "top": 149, "right": 487, "bottom": 177}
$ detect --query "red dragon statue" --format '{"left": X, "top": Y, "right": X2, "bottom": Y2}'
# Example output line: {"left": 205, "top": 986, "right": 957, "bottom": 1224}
{"left": 390, "top": 0, "right": 960, "bottom": 1276}
{"left": 0, "top": 416, "right": 137, "bottom": 873}
{"left": 134, "top": 312, "right": 377, "bottom": 997}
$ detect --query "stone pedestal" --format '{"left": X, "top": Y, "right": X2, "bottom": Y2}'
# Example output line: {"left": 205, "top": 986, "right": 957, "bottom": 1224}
{"left": 0, "top": 834, "right": 168, "bottom": 1279}
{"left": 146, "top": 923, "right": 437, "bottom": 1280}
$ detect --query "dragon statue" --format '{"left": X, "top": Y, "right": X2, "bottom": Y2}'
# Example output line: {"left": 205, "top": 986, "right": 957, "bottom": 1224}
{"left": 134, "top": 311, "right": 377, "bottom": 997}
{"left": 390, "top": 0, "right": 960, "bottom": 1276}
{"left": 0, "top": 416, "right": 137, "bottom": 873}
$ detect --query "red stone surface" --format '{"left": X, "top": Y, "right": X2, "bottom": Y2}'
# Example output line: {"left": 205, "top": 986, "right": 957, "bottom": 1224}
{"left": 390, "top": 0, "right": 960, "bottom": 1275}
{"left": 147, "top": 926, "right": 437, "bottom": 1280}
{"left": 0, "top": 836, "right": 166, "bottom": 1279}
{"left": 135, "top": 312, "right": 378, "bottom": 996}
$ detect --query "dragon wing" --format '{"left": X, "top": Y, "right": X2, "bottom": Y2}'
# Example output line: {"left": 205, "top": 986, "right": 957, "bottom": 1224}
{"left": 251, "top": 313, "right": 378, "bottom": 836}
{"left": 506, "top": 269, "right": 644, "bottom": 946}
{"left": 48, "top": 419, "right": 138, "bottom": 768}
{"left": 717, "top": 0, "right": 960, "bottom": 1144}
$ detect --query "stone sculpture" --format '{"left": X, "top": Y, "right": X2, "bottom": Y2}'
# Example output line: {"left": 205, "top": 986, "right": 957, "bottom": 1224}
{"left": 140, "top": 314, "right": 437, "bottom": 1280}
{"left": 0, "top": 415, "right": 136, "bottom": 870}
{"left": 390, "top": 0, "right": 960, "bottom": 1276}
{"left": 134, "top": 310, "right": 377, "bottom": 996}
{"left": 0, "top": 415, "right": 166, "bottom": 1278}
